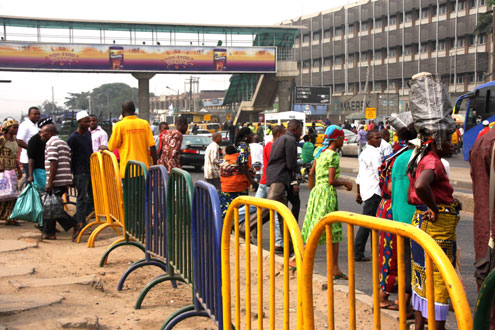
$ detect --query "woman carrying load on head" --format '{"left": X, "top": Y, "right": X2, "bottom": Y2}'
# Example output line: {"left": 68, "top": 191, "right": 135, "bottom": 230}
{"left": 407, "top": 73, "right": 460, "bottom": 330}
{"left": 0, "top": 119, "right": 22, "bottom": 225}
{"left": 301, "top": 125, "right": 352, "bottom": 279}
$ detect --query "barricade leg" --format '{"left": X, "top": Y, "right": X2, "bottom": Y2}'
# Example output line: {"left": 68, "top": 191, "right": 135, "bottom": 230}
{"left": 99, "top": 240, "right": 145, "bottom": 267}
{"left": 161, "top": 308, "right": 209, "bottom": 330}
{"left": 87, "top": 223, "right": 122, "bottom": 248}
{"left": 76, "top": 220, "right": 105, "bottom": 243}
{"left": 117, "top": 258, "right": 168, "bottom": 291}
{"left": 135, "top": 274, "right": 183, "bottom": 309}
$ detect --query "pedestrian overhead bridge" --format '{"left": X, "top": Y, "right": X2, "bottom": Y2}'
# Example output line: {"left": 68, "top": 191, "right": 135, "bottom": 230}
{"left": 0, "top": 15, "right": 302, "bottom": 121}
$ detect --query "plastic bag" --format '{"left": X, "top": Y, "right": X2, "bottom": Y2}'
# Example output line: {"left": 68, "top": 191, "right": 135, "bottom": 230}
{"left": 0, "top": 169, "right": 18, "bottom": 201}
{"left": 42, "top": 192, "right": 65, "bottom": 221}
{"left": 387, "top": 112, "right": 414, "bottom": 130}
{"left": 9, "top": 183, "right": 43, "bottom": 225}
{"left": 409, "top": 72, "right": 456, "bottom": 145}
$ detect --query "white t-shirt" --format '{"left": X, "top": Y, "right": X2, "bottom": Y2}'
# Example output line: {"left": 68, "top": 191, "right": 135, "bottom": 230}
{"left": 249, "top": 142, "right": 264, "bottom": 165}
{"left": 379, "top": 139, "right": 393, "bottom": 160}
{"left": 356, "top": 143, "right": 382, "bottom": 202}
{"left": 17, "top": 118, "right": 39, "bottom": 164}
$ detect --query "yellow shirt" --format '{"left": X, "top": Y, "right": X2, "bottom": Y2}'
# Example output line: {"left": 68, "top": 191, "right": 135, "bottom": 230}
{"left": 108, "top": 115, "right": 155, "bottom": 177}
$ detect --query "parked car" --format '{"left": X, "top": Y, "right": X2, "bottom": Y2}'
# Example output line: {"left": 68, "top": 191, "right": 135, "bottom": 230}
{"left": 196, "top": 129, "right": 213, "bottom": 138}
{"left": 179, "top": 135, "right": 211, "bottom": 171}
{"left": 339, "top": 129, "right": 358, "bottom": 157}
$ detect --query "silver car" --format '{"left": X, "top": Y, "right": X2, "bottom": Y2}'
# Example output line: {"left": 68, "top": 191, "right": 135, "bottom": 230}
{"left": 339, "top": 129, "right": 358, "bottom": 157}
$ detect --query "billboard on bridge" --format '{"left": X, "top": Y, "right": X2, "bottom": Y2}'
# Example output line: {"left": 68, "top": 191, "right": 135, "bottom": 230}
{"left": 0, "top": 42, "right": 276, "bottom": 73}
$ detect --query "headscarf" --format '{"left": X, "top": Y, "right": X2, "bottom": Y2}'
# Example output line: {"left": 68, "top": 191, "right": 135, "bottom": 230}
{"left": 314, "top": 125, "right": 344, "bottom": 159}
{"left": 2, "top": 118, "right": 18, "bottom": 132}
{"left": 38, "top": 117, "right": 53, "bottom": 128}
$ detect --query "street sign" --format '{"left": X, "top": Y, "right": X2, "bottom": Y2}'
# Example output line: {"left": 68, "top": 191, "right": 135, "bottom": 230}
{"left": 204, "top": 114, "right": 211, "bottom": 121}
{"left": 365, "top": 107, "right": 377, "bottom": 119}
{"left": 295, "top": 86, "right": 331, "bottom": 104}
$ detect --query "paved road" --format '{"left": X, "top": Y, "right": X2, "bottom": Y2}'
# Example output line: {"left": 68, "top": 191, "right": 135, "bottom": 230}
{"left": 186, "top": 167, "right": 476, "bottom": 329}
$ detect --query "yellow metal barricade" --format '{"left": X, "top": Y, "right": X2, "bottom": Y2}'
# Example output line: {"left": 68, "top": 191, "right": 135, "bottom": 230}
{"left": 221, "top": 196, "right": 305, "bottom": 330}
{"left": 76, "top": 151, "right": 122, "bottom": 247}
{"left": 301, "top": 211, "right": 473, "bottom": 330}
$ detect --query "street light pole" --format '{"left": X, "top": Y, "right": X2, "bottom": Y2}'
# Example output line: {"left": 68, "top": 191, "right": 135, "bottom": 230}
{"left": 166, "top": 86, "right": 180, "bottom": 114}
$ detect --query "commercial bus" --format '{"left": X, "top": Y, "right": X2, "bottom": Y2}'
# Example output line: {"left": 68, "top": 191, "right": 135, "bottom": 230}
{"left": 454, "top": 81, "right": 495, "bottom": 160}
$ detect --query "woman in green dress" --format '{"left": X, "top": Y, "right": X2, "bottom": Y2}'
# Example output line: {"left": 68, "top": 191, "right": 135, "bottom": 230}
{"left": 301, "top": 125, "right": 352, "bottom": 279}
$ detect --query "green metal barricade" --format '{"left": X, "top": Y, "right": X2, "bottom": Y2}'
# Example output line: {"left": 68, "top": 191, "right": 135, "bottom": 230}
{"left": 99, "top": 161, "right": 147, "bottom": 266}
{"left": 135, "top": 167, "right": 194, "bottom": 308}
{"left": 474, "top": 268, "right": 495, "bottom": 329}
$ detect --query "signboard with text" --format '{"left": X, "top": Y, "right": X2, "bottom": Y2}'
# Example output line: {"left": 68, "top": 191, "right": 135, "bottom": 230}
{"left": 0, "top": 42, "right": 276, "bottom": 73}
{"left": 295, "top": 86, "right": 331, "bottom": 104}
{"left": 365, "top": 107, "right": 377, "bottom": 119}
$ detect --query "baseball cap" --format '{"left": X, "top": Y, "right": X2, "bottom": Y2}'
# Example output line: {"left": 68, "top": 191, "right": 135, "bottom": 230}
{"left": 76, "top": 110, "right": 90, "bottom": 122}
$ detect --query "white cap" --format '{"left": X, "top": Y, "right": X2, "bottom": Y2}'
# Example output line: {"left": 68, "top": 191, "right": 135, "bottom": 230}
{"left": 483, "top": 120, "right": 490, "bottom": 126}
{"left": 76, "top": 110, "right": 90, "bottom": 122}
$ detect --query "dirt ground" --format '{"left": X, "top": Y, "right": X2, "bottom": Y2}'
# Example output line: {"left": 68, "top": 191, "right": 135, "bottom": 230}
{"left": 0, "top": 219, "right": 398, "bottom": 330}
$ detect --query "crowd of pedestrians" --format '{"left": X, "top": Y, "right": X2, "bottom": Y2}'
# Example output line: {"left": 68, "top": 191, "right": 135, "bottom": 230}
{"left": 2, "top": 72, "right": 495, "bottom": 328}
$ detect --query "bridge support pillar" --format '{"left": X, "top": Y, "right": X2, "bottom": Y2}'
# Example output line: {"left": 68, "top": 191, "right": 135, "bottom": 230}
{"left": 277, "top": 78, "right": 293, "bottom": 112}
{"left": 132, "top": 73, "right": 155, "bottom": 122}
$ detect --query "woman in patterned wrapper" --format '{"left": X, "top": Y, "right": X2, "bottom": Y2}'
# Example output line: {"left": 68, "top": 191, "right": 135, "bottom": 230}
{"left": 300, "top": 125, "right": 352, "bottom": 279}
{"left": 0, "top": 119, "right": 21, "bottom": 225}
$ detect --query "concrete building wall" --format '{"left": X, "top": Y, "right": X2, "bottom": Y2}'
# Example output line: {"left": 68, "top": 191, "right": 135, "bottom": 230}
{"left": 286, "top": 0, "right": 490, "bottom": 114}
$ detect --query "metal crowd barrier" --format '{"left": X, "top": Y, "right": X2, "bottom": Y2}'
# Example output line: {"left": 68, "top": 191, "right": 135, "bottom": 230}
{"left": 474, "top": 268, "right": 495, "bottom": 329}
{"left": 99, "top": 161, "right": 147, "bottom": 266}
{"left": 117, "top": 166, "right": 173, "bottom": 295}
{"left": 134, "top": 167, "right": 194, "bottom": 309}
{"left": 221, "top": 196, "right": 305, "bottom": 330}
{"left": 85, "top": 150, "right": 124, "bottom": 247}
{"left": 76, "top": 152, "right": 120, "bottom": 244}
{"left": 301, "top": 211, "right": 473, "bottom": 330}
{"left": 162, "top": 181, "right": 224, "bottom": 329}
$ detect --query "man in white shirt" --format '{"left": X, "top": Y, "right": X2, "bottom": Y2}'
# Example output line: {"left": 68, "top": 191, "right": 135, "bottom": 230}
{"left": 89, "top": 114, "right": 109, "bottom": 152}
{"left": 204, "top": 132, "right": 222, "bottom": 191}
{"left": 354, "top": 130, "right": 383, "bottom": 261}
{"left": 249, "top": 135, "right": 264, "bottom": 165}
{"left": 17, "top": 107, "right": 41, "bottom": 174}
{"left": 379, "top": 129, "right": 393, "bottom": 159}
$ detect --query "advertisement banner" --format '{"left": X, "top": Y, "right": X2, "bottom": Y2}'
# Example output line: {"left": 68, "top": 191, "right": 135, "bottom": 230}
{"left": 293, "top": 104, "right": 328, "bottom": 116}
{"left": 0, "top": 42, "right": 276, "bottom": 73}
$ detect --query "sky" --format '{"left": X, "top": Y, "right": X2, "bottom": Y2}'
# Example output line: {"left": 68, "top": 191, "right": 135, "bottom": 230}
{"left": 0, "top": 0, "right": 352, "bottom": 120}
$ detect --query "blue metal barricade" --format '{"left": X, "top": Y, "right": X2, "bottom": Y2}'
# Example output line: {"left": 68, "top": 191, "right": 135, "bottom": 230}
{"left": 117, "top": 165, "right": 176, "bottom": 298}
{"left": 134, "top": 166, "right": 191, "bottom": 309}
{"left": 162, "top": 180, "right": 223, "bottom": 329}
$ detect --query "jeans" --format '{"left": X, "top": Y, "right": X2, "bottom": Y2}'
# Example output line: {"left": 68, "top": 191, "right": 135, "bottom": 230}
{"left": 74, "top": 173, "right": 94, "bottom": 225}
{"left": 237, "top": 184, "right": 283, "bottom": 247}
{"left": 354, "top": 194, "right": 382, "bottom": 259}
{"left": 358, "top": 143, "right": 366, "bottom": 156}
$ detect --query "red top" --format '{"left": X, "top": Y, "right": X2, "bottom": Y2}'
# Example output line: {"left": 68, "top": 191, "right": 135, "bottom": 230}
{"left": 260, "top": 141, "right": 273, "bottom": 185}
{"left": 408, "top": 151, "right": 454, "bottom": 205}
{"left": 477, "top": 127, "right": 491, "bottom": 139}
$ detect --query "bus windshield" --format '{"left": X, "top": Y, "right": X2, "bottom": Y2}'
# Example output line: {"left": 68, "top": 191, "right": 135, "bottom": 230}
{"left": 460, "top": 81, "right": 495, "bottom": 160}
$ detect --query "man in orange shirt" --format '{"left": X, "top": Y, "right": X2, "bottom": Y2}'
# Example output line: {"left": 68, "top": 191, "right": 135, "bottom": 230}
{"left": 108, "top": 101, "right": 157, "bottom": 177}
{"left": 477, "top": 120, "right": 491, "bottom": 140}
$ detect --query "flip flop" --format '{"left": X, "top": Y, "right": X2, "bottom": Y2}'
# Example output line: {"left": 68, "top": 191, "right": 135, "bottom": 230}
{"left": 380, "top": 302, "right": 400, "bottom": 311}
{"left": 333, "top": 273, "right": 349, "bottom": 280}
{"left": 354, "top": 256, "right": 371, "bottom": 262}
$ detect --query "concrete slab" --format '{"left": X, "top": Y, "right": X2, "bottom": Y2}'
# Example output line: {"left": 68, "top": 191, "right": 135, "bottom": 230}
{"left": 0, "top": 294, "right": 63, "bottom": 315}
{"left": 9, "top": 275, "right": 104, "bottom": 291}
{"left": 0, "top": 240, "right": 37, "bottom": 253}
{"left": 0, "top": 265, "right": 35, "bottom": 278}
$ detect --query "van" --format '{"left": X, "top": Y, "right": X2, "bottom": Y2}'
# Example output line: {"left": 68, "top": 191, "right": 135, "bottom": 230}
{"left": 197, "top": 123, "right": 221, "bottom": 133}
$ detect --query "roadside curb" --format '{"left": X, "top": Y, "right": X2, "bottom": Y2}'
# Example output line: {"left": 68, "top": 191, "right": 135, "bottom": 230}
{"left": 339, "top": 174, "right": 474, "bottom": 214}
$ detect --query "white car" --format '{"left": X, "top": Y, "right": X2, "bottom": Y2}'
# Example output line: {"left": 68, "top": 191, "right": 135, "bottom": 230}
{"left": 196, "top": 129, "right": 213, "bottom": 139}
{"left": 339, "top": 129, "right": 358, "bottom": 157}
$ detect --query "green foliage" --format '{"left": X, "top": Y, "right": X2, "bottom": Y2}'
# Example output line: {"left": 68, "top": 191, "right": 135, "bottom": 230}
{"left": 39, "top": 100, "right": 65, "bottom": 116}
{"left": 474, "top": 0, "right": 495, "bottom": 35}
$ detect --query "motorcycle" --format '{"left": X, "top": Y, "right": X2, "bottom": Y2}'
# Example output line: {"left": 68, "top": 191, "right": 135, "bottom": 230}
{"left": 298, "top": 161, "right": 313, "bottom": 184}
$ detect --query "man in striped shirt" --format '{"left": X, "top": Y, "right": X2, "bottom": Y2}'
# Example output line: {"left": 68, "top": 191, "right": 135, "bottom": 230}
{"left": 40, "top": 124, "right": 76, "bottom": 239}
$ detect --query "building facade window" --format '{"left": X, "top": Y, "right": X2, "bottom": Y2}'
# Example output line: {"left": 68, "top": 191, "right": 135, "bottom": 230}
{"left": 439, "top": 4, "right": 447, "bottom": 15}
{"left": 389, "top": 15, "right": 397, "bottom": 25}
{"left": 313, "top": 59, "right": 320, "bottom": 67}
{"left": 404, "top": 46, "right": 412, "bottom": 55}
{"left": 405, "top": 11, "right": 413, "bottom": 22}
{"left": 360, "top": 52, "right": 369, "bottom": 61}
{"left": 313, "top": 32, "right": 320, "bottom": 41}
{"left": 375, "top": 19, "right": 382, "bottom": 28}
{"left": 438, "top": 40, "right": 446, "bottom": 50}
{"left": 303, "top": 34, "right": 310, "bottom": 43}
{"left": 335, "top": 27, "right": 342, "bottom": 36}
{"left": 388, "top": 48, "right": 397, "bottom": 57}
{"left": 335, "top": 84, "right": 345, "bottom": 92}
{"left": 361, "top": 21, "right": 368, "bottom": 31}
{"left": 479, "top": 34, "right": 486, "bottom": 44}
{"left": 323, "top": 57, "right": 331, "bottom": 66}
{"left": 335, "top": 56, "right": 343, "bottom": 65}
{"left": 421, "top": 8, "right": 429, "bottom": 18}
{"left": 456, "top": 38, "right": 465, "bottom": 48}
{"left": 324, "top": 29, "right": 331, "bottom": 39}
{"left": 348, "top": 54, "right": 355, "bottom": 63}
{"left": 303, "top": 60, "right": 310, "bottom": 69}
{"left": 375, "top": 51, "right": 382, "bottom": 59}
{"left": 457, "top": 75, "right": 464, "bottom": 84}
{"left": 420, "top": 43, "right": 429, "bottom": 53}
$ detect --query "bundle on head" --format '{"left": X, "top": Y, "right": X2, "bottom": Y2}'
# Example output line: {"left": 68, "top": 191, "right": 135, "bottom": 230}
{"left": 409, "top": 72, "right": 456, "bottom": 144}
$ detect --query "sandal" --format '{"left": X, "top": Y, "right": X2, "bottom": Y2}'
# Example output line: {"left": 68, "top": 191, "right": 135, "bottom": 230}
{"left": 333, "top": 273, "right": 349, "bottom": 280}
{"left": 380, "top": 302, "right": 400, "bottom": 311}
{"left": 7, "top": 220, "right": 21, "bottom": 226}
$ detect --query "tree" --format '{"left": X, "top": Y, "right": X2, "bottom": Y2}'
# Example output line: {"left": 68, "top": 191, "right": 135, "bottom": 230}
{"left": 64, "top": 92, "right": 90, "bottom": 110}
{"left": 39, "top": 100, "right": 65, "bottom": 116}
{"left": 474, "top": 0, "right": 495, "bottom": 80}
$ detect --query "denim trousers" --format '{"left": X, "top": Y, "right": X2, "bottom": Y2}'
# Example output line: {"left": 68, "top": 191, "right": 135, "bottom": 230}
{"left": 354, "top": 193, "right": 382, "bottom": 259}
{"left": 74, "top": 173, "right": 94, "bottom": 225}
{"left": 237, "top": 183, "right": 283, "bottom": 247}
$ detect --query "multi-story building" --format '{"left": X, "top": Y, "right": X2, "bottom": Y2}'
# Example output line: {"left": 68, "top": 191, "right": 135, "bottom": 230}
{"left": 283, "top": 0, "right": 490, "bottom": 118}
